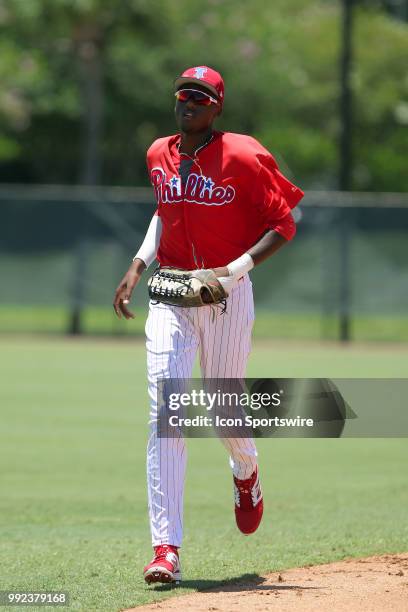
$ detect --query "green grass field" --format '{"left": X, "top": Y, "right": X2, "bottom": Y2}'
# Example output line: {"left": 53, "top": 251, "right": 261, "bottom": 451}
{"left": 1, "top": 337, "right": 408, "bottom": 611}
{"left": 2, "top": 305, "right": 408, "bottom": 342}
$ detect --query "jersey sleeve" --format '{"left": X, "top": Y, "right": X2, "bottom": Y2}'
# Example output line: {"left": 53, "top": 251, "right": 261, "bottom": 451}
{"left": 252, "top": 154, "right": 304, "bottom": 240}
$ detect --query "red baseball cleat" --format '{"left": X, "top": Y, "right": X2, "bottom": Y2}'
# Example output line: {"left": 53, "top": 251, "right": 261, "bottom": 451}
{"left": 234, "top": 467, "right": 264, "bottom": 535}
{"left": 143, "top": 544, "right": 181, "bottom": 584}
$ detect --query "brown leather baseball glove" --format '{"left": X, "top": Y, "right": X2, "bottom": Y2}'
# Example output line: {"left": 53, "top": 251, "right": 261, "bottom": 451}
{"left": 147, "top": 267, "right": 228, "bottom": 308}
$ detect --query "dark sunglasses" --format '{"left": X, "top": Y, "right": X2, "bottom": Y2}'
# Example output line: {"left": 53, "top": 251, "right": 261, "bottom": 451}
{"left": 175, "top": 88, "right": 218, "bottom": 106}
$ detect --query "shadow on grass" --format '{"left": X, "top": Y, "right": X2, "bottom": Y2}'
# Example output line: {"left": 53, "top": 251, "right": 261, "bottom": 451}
{"left": 150, "top": 572, "right": 322, "bottom": 593}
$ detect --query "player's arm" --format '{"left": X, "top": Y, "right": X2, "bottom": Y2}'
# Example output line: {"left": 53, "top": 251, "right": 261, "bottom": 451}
{"left": 113, "top": 213, "right": 162, "bottom": 319}
{"left": 213, "top": 213, "right": 295, "bottom": 282}
{"left": 247, "top": 227, "right": 289, "bottom": 265}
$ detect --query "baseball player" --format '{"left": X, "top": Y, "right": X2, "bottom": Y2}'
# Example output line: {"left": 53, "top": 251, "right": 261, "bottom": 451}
{"left": 113, "top": 66, "right": 303, "bottom": 584}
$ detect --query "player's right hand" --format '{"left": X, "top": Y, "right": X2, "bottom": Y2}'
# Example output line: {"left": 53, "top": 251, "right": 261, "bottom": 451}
{"left": 113, "top": 260, "right": 145, "bottom": 320}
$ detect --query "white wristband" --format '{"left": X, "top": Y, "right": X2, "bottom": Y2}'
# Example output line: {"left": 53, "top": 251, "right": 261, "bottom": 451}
{"left": 227, "top": 253, "right": 254, "bottom": 280}
{"left": 218, "top": 276, "right": 238, "bottom": 295}
{"left": 133, "top": 214, "right": 162, "bottom": 269}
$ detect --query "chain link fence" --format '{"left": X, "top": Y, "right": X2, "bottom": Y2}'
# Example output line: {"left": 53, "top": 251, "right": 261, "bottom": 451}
{"left": 1, "top": 185, "right": 407, "bottom": 341}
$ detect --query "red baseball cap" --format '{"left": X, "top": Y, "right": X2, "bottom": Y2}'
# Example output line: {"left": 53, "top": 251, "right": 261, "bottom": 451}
{"left": 174, "top": 66, "right": 224, "bottom": 103}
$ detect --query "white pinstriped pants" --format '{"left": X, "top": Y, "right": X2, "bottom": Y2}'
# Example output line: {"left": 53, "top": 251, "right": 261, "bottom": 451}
{"left": 145, "top": 274, "right": 258, "bottom": 547}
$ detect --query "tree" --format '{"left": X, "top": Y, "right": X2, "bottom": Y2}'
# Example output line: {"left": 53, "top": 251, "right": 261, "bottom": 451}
{"left": 0, "top": 0, "right": 406, "bottom": 190}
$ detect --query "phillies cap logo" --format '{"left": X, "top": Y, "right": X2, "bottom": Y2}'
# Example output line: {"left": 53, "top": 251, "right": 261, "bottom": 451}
{"left": 193, "top": 67, "right": 208, "bottom": 79}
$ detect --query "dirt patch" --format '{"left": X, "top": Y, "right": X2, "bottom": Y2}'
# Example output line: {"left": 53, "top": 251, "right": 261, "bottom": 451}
{"left": 127, "top": 553, "right": 408, "bottom": 612}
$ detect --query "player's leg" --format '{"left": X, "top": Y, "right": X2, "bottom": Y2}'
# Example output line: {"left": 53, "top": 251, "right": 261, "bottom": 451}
{"left": 145, "top": 301, "right": 199, "bottom": 549}
{"left": 198, "top": 274, "right": 258, "bottom": 479}
{"left": 198, "top": 276, "right": 263, "bottom": 534}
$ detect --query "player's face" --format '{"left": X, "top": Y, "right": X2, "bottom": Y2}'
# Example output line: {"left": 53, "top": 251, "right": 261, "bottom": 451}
{"left": 175, "top": 84, "right": 221, "bottom": 133}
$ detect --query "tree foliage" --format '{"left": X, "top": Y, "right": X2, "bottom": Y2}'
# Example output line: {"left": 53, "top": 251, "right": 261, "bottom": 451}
{"left": 0, "top": 0, "right": 406, "bottom": 189}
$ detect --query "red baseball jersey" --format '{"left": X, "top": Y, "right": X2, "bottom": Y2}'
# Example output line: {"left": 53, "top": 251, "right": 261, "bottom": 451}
{"left": 146, "top": 130, "right": 304, "bottom": 269}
